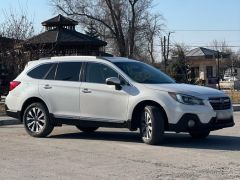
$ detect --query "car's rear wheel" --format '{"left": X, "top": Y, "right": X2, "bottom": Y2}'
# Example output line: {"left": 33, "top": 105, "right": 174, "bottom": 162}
{"left": 140, "top": 105, "right": 165, "bottom": 145}
{"left": 23, "top": 102, "right": 54, "bottom": 137}
{"left": 189, "top": 131, "right": 210, "bottom": 139}
{"left": 76, "top": 126, "right": 98, "bottom": 132}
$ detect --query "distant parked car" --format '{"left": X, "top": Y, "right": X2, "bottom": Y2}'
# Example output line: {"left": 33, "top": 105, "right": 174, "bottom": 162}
{"left": 223, "top": 75, "right": 239, "bottom": 81}
{"left": 5, "top": 56, "right": 235, "bottom": 145}
{"left": 224, "top": 68, "right": 240, "bottom": 81}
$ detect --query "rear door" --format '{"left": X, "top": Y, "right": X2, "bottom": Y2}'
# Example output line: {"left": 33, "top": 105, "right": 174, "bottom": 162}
{"left": 39, "top": 62, "right": 82, "bottom": 119}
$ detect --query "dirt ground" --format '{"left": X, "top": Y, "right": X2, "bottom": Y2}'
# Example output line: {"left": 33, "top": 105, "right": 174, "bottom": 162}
{"left": 0, "top": 113, "right": 240, "bottom": 180}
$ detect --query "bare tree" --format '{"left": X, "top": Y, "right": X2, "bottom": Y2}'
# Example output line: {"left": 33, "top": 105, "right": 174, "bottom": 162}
{"left": 210, "top": 40, "right": 230, "bottom": 53}
{"left": 144, "top": 14, "right": 163, "bottom": 63}
{"left": 168, "top": 43, "right": 190, "bottom": 83}
{"left": 160, "top": 32, "right": 172, "bottom": 72}
{"left": 210, "top": 40, "right": 238, "bottom": 77}
{"left": 0, "top": 9, "right": 34, "bottom": 41}
{"left": 171, "top": 43, "right": 189, "bottom": 59}
{"left": 0, "top": 10, "right": 35, "bottom": 76}
{"left": 50, "top": 0, "right": 163, "bottom": 58}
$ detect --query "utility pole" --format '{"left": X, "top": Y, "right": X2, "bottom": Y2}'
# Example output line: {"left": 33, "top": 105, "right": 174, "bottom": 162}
{"left": 161, "top": 32, "right": 173, "bottom": 73}
{"left": 217, "top": 51, "right": 221, "bottom": 90}
{"left": 161, "top": 36, "right": 166, "bottom": 72}
{"left": 166, "top": 32, "right": 171, "bottom": 62}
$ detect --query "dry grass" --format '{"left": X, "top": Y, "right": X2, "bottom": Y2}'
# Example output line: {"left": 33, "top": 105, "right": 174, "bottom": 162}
{"left": 224, "top": 91, "right": 240, "bottom": 104}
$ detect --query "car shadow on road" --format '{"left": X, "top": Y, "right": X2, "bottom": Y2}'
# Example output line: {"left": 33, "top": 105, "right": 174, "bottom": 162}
{"left": 163, "top": 133, "right": 240, "bottom": 151}
{"left": 50, "top": 130, "right": 240, "bottom": 151}
{"left": 50, "top": 131, "right": 143, "bottom": 143}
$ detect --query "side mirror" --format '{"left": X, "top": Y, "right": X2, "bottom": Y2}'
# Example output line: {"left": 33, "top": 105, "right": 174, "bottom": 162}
{"left": 106, "top": 77, "right": 122, "bottom": 90}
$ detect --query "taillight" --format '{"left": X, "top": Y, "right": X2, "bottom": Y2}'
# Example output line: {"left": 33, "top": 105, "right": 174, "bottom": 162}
{"left": 9, "top": 81, "right": 21, "bottom": 91}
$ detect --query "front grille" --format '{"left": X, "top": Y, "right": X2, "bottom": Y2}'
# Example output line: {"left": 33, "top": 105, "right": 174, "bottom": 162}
{"left": 209, "top": 97, "right": 231, "bottom": 110}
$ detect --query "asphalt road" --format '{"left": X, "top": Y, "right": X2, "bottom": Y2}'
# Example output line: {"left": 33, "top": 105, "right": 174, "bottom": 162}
{"left": 0, "top": 113, "right": 240, "bottom": 180}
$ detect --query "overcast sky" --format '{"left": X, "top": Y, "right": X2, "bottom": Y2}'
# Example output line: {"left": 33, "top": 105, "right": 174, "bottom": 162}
{"left": 0, "top": 0, "right": 240, "bottom": 52}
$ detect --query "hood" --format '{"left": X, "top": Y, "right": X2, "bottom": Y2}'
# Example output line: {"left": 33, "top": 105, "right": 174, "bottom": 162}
{"left": 144, "top": 83, "right": 226, "bottom": 99}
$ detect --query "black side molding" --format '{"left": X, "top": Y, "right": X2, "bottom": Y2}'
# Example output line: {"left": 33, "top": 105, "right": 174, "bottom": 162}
{"left": 5, "top": 105, "right": 21, "bottom": 120}
{"left": 49, "top": 114, "right": 129, "bottom": 129}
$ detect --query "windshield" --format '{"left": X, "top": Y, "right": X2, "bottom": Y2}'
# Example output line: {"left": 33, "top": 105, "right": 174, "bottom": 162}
{"left": 114, "top": 61, "right": 175, "bottom": 84}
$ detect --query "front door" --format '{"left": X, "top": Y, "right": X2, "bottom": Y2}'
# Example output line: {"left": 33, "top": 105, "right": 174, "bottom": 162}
{"left": 80, "top": 62, "right": 129, "bottom": 122}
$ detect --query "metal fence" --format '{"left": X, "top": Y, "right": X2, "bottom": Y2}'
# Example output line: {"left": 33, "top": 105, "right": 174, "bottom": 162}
{"left": 0, "top": 96, "right": 5, "bottom": 104}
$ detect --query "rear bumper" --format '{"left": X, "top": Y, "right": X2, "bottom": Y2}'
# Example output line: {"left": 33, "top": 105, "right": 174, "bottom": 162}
{"left": 168, "top": 113, "right": 234, "bottom": 132}
{"left": 5, "top": 104, "right": 21, "bottom": 120}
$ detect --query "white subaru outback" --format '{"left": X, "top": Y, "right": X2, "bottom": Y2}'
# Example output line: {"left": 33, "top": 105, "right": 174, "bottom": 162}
{"left": 5, "top": 56, "right": 234, "bottom": 145}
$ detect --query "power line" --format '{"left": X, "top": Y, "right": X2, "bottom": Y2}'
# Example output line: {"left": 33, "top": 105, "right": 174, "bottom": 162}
{"left": 156, "top": 44, "right": 240, "bottom": 48}
{"left": 163, "top": 29, "right": 240, "bottom": 32}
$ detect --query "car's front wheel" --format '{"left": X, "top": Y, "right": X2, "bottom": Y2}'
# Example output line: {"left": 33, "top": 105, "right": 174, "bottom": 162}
{"left": 140, "top": 105, "right": 165, "bottom": 145}
{"left": 23, "top": 102, "right": 54, "bottom": 137}
{"left": 76, "top": 126, "right": 98, "bottom": 132}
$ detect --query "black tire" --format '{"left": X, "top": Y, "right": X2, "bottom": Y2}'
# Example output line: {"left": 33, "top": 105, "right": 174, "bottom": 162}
{"left": 76, "top": 126, "right": 98, "bottom": 132}
{"left": 189, "top": 131, "right": 210, "bottom": 139}
{"left": 23, "top": 102, "right": 54, "bottom": 137}
{"left": 140, "top": 105, "right": 165, "bottom": 145}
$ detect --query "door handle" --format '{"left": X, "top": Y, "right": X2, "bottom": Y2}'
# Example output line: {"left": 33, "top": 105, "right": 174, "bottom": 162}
{"left": 82, "top": 88, "right": 91, "bottom": 93}
{"left": 44, "top": 84, "right": 52, "bottom": 89}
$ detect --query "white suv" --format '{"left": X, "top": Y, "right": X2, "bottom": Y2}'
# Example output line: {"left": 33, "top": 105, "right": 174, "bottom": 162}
{"left": 5, "top": 56, "right": 234, "bottom": 145}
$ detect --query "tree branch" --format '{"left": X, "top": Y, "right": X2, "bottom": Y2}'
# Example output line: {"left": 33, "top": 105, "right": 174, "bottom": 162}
{"left": 56, "top": 4, "right": 117, "bottom": 36}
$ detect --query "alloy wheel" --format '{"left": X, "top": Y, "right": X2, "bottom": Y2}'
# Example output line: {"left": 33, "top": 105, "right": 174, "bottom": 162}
{"left": 26, "top": 107, "right": 46, "bottom": 133}
{"left": 141, "top": 111, "right": 152, "bottom": 140}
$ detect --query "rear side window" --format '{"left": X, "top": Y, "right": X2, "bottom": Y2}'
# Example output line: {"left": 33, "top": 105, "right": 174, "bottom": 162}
{"left": 55, "top": 62, "right": 82, "bottom": 81}
{"left": 45, "top": 64, "right": 57, "bottom": 80}
{"left": 27, "top": 63, "right": 52, "bottom": 79}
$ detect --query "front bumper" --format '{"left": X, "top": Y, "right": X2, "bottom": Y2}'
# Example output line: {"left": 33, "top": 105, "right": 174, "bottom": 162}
{"left": 168, "top": 113, "right": 234, "bottom": 132}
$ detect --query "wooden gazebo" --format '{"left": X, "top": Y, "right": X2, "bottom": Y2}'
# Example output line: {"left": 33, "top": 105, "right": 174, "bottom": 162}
{"left": 24, "top": 14, "right": 111, "bottom": 58}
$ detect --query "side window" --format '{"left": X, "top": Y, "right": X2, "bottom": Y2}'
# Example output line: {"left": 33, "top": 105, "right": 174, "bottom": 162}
{"left": 85, "top": 63, "right": 118, "bottom": 84}
{"left": 45, "top": 63, "right": 57, "bottom": 80}
{"left": 55, "top": 62, "right": 82, "bottom": 81}
{"left": 27, "top": 63, "right": 52, "bottom": 79}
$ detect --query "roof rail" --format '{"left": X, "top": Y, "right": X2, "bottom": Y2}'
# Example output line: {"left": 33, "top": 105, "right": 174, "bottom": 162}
{"left": 98, "top": 56, "right": 111, "bottom": 62}
{"left": 39, "top": 57, "right": 51, "bottom": 60}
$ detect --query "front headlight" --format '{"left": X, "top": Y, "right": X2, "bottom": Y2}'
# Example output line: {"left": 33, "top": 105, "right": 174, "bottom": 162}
{"left": 168, "top": 92, "right": 204, "bottom": 105}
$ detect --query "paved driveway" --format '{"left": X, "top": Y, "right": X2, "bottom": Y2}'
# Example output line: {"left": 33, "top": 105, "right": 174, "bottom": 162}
{"left": 0, "top": 113, "right": 240, "bottom": 179}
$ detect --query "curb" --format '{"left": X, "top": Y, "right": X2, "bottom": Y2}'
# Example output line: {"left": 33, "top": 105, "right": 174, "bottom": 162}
{"left": 0, "top": 118, "right": 21, "bottom": 126}
{"left": 233, "top": 105, "right": 240, "bottom": 112}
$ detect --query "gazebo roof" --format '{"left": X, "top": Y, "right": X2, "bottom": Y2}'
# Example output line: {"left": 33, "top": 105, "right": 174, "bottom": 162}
{"left": 0, "top": 36, "right": 15, "bottom": 44}
{"left": 185, "top": 47, "right": 228, "bottom": 58}
{"left": 42, "top": 14, "right": 78, "bottom": 26}
{"left": 25, "top": 27, "right": 107, "bottom": 47}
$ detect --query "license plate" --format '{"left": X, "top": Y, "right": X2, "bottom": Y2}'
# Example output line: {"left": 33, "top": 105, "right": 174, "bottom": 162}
{"left": 216, "top": 110, "right": 232, "bottom": 120}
